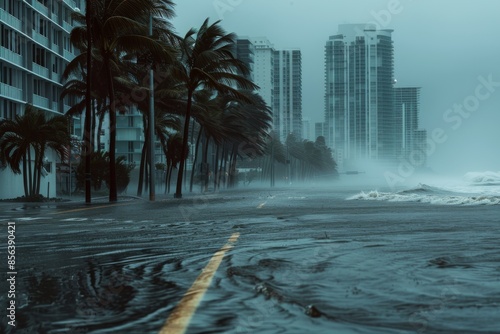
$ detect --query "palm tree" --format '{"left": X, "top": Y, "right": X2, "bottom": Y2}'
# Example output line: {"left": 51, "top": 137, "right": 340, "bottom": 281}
{"left": 0, "top": 105, "right": 70, "bottom": 198}
{"left": 68, "top": 0, "right": 176, "bottom": 202}
{"left": 173, "top": 18, "right": 258, "bottom": 198}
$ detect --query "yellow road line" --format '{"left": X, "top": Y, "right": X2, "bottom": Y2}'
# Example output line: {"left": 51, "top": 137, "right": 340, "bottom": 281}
{"left": 159, "top": 232, "right": 240, "bottom": 334}
{"left": 257, "top": 201, "right": 266, "bottom": 209}
{"left": 55, "top": 202, "right": 132, "bottom": 215}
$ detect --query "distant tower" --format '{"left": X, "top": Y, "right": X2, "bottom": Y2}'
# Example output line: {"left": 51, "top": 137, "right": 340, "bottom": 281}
{"left": 274, "top": 48, "right": 302, "bottom": 141}
{"left": 394, "top": 87, "right": 427, "bottom": 167}
{"left": 325, "top": 24, "right": 395, "bottom": 170}
{"left": 302, "top": 117, "right": 311, "bottom": 141}
{"left": 245, "top": 37, "right": 302, "bottom": 142}
{"left": 249, "top": 37, "right": 275, "bottom": 125}
{"left": 234, "top": 37, "right": 255, "bottom": 83}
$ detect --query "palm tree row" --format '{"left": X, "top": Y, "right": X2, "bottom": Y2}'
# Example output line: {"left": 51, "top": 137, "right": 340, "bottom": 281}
{"left": 60, "top": 0, "right": 273, "bottom": 200}
{"left": 255, "top": 134, "right": 338, "bottom": 185}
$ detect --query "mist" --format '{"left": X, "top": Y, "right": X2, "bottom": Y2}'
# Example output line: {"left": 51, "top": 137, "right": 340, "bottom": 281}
{"left": 172, "top": 0, "right": 500, "bottom": 184}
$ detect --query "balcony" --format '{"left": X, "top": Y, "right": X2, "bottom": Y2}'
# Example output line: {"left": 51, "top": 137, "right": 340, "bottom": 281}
{"left": 33, "top": 1, "right": 49, "bottom": 16}
{"left": 32, "top": 63, "right": 49, "bottom": 78}
{"left": 0, "top": 9, "right": 22, "bottom": 30}
{"left": 116, "top": 129, "right": 143, "bottom": 142}
{"left": 51, "top": 43, "right": 60, "bottom": 53}
{"left": 51, "top": 13, "right": 59, "bottom": 25}
{"left": 63, "top": 49, "right": 74, "bottom": 61}
{"left": 62, "top": 21, "right": 72, "bottom": 32}
{"left": 33, "top": 31, "right": 50, "bottom": 48}
{"left": 65, "top": 0, "right": 77, "bottom": 9}
{"left": 0, "top": 47, "right": 23, "bottom": 67}
{"left": 0, "top": 83, "right": 23, "bottom": 101}
{"left": 51, "top": 72, "right": 61, "bottom": 83}
{"left": 33, "top": 94, "right": 50, "bottom": 109}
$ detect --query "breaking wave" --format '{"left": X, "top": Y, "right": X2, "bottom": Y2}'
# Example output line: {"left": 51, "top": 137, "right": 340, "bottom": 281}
{"left": 463, "top": 171, "right": 500, "bottom": 185}
{"left": 348, "top": 172, "right": 500, "bottom": 206}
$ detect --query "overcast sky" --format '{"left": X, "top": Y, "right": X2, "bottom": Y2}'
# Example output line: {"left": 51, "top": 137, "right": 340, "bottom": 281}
{"left": 172, "top": 0, "right": 500, "bottom": 174}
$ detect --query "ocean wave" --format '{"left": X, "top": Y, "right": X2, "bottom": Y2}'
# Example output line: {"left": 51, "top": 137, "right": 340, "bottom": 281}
{"left": 347, "top": 190, "right": 500, "bottom": 206}
{"left": 397, "top": 183, "right": 448, "bottom": 195}
{"left": 463, "top": 171, "right": 500, "bottom": 184}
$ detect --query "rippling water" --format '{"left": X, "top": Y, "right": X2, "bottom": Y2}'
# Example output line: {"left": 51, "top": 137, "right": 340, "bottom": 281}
{"left": 1, "top": 175, "right": 499, "bottom": 333}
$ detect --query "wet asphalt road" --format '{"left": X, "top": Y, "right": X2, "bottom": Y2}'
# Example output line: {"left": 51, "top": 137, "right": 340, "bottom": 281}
{"left": 1, "top": 185, "right": 499, "bottom": 333}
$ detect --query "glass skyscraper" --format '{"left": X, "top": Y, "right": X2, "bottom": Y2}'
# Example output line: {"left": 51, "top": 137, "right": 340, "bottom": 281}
{"left": 324, "top": 24, "right": 396, "bottom": 170}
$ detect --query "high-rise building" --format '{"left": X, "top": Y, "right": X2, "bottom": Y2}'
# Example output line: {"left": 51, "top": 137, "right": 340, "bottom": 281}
{"left": 234, "top": 37, "right": 255, "bottom": 83}
{"left": 302, "top": 117, "right": 311, "bottom": 141}
{"left": 274, "top": 48, "right": 302, "bottom": 141}
{"left": 315, "top": 122, "right": 325, "bottom": 139}
{"left": 325, "top": 24, "right": 396, "bottom": 170}
{"left": 249, "top": 37, "right": 275, "bottom": 119}
{"left": 245, "top": 37, "right": 302, "bottom": 143}
{"left": 394, "top": 87, "right": 427, "bottom": 166}
{"left": 0, "top": 0, "right": 82, "bottom": 199}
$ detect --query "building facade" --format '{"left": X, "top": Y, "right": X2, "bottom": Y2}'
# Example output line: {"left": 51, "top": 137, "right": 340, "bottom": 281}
{"left": 324, "top": 24, "right": 428, "bottom": 171}
{"left": 394, "top": 87, "right": 427, "bottom": 167}
{"left": 273, "top": 48, "right": 302, "bottom": 141}
{"left": 325, "top": 24, "right": 396, "bottom": 170}
{"left": 0, "top": 0, "right": 82, "bottom": 199}
{"left": 244, "top": 37, "right": 302, "bottom": 143}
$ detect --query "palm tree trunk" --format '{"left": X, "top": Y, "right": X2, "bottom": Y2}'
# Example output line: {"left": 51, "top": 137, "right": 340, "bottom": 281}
{"left": 27, "top": 147, "right": 33, "bottom": 197}
{"left": 105, "top": 59, "right": 117, "bottom": 202}
{"left": 228, "top": 144, "right": 237, "bottom": 188}
{"left": 36, "top": 146, "right": 45, "bottom": 195}
{"left": 213, "top": 143, "right": 220, "bottom": 191}
{"left": 202, "top": 134, "right": 210, "bottom": 192}
{"left": 164, "top": 161, "right": 169, "bottom": 194}
{"left": 175, "top": 89, "right": 193, "bottom": 198}
{"left": 222, "top": 144, "right": 229, "bottom": 188}
{"left": 167, "top": 164, "right": 174, "bottom": 194}
{"left": 189, "top": 125, "right": 202, "bottom": 192}
{"left": 22, "top": 154, "right": 28, "bottom": 197}
{"left": 96, "top": 107, "right": 105, "bottom": 151}
{"left": 91, "top": 104, "right": 96, "bottom": 151}
{"left": 137, "top": 131, "right": 148, "bottom": 196}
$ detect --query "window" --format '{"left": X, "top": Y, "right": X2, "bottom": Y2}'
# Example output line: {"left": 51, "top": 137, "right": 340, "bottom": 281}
{"left": 52, "top": 86, "right": 58, "bottom": 102}
{"left": 33, "top": 46, "right": 47, "bottom": 67}
{"left": 2, "top": 100, "right": 19, "bottom": 120}
{"left": 1, "top": 66, "right": 13, "bottom": 85}
{"left": 52, "top": 59, "right": 58, "bottom": 73}
{"left": 1, "top": 27, "right": 21, "bottom": 54}
{"left": 37, "top": 0, "right": 49, "bottom": 8}
{"left": 34, "top": 79, "right": 45, "bottom": 97}
{"left": 63, "top": 36, "right": 73, "bottom": 52}
{"left": 5, "top": 0, "right": 21, "bottom": 19}
{"left": 39, "top": 18, "right": 48, "bottom": 36}
{"left": 53, "top": 29, "right": 60, "bottom": 45}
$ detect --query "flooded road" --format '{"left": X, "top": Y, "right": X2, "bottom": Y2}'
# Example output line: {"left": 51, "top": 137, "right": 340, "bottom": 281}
{"left": 1, "top": 185, "right": 499, "bottom": 333}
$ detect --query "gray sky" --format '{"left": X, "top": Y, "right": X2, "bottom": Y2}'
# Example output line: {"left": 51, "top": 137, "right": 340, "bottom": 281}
{"left": 172, "top": 0, "right": 500, "bottom": 174}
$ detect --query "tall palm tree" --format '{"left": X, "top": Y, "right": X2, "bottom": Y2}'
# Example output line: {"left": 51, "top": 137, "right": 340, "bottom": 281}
{"left": 172, "top": 18, "right": 258, "bottom": 198}
{"left": 0, "top": 105, "right": 70, "bottom": 198}
{"left": 68, "top": 0, "right": 176, "bottom": 202}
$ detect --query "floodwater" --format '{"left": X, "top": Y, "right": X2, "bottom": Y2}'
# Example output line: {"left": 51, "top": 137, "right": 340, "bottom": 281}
{"left": 1, "top": 172, "right": 499, "bottom": 333}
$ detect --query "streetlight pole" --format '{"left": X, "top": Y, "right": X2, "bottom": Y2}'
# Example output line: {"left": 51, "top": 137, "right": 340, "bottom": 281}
{"left": 148, "top": 14, "right": 155, "bottom": 201}
{"left": 84, "top": 0, "right": 92, "bottom": 203}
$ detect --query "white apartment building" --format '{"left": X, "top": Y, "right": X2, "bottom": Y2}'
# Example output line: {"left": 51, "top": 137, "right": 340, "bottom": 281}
{"left": 245, "top": 37, "right": 302, "bottom": 143}
{"left": 0, "top": 0, "right": 82, "bottom": 199}
{"left": 274, "top": 48, "right": 302, "bottom": 141}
